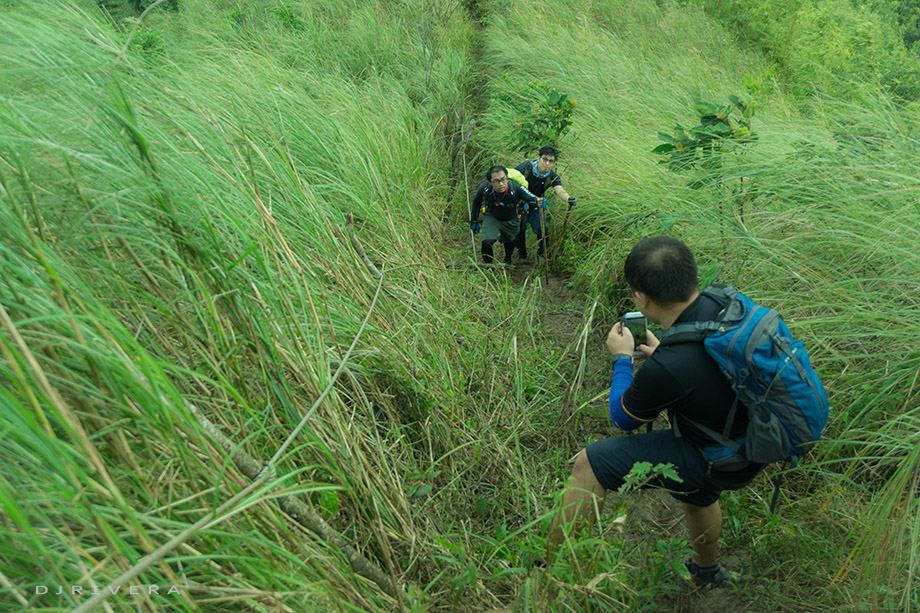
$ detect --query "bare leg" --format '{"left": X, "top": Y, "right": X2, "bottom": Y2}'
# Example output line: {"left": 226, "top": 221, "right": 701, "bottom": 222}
{"left": 548, "top": 450, "right": 607, "bottom": 548}
{"left": 683, "top": 501, "right": 722, "bottom": 567}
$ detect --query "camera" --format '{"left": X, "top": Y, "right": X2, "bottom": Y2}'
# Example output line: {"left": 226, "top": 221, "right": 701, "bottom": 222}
{"left": 623, "top": 311, "right": 647, "bottom": 348}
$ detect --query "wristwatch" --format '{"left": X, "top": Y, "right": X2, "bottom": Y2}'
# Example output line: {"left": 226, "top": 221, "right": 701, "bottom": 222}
{"left": 611, "top": 353, "right": 634, "bottom": 364}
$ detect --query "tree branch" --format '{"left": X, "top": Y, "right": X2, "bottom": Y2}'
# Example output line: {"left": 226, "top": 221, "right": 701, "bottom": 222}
{"left": 190, "top": 407, "right": 407, "bottom": 603}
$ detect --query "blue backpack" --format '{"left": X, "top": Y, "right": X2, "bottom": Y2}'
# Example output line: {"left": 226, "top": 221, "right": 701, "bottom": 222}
{"left": 658, "top": 284, "right": 830, "bottom": 476}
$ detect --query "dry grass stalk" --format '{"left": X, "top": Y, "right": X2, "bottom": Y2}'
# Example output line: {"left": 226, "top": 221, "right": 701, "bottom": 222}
{"left": 190, "top": 406, "right": 407, "bottom": 603}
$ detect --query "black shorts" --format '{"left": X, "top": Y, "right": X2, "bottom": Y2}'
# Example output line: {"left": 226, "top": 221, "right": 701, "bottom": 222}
{"left": 585, "top": 429, "right": 763, "bottom": 507}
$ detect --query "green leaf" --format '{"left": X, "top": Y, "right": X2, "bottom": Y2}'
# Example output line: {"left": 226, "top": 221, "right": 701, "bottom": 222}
{"left": 652, "top": 143, "right": 676, "bottom": 154}
{"left": 319, "top": 490, "right": 340, "bottom": 515}
{"left": 694, "top": 102, "right": 719, "bottom": 116}
{"left": 672, "top": 558, "right": 693, "bottom": 580}
{"left": 657, "top": 132, "right": 675, "bottom": 143}
{"left": 409, "top": 484, "right": 433, "bottom": 498}
{"left": 698, "top": 115, "right": 722, "bottom": 127}
{"left": 661, "top": 466, "right": 682, "bottom": 481}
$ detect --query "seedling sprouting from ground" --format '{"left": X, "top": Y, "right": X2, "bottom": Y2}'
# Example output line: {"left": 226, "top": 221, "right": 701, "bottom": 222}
{"left": 652, "top": 95, "right": 756, "bottom": 184}
{"left": 508, "top": 82, "right": 577, "bottom": 153}
{"left": 653, "top": 95, "right": 757, "bottom": 252}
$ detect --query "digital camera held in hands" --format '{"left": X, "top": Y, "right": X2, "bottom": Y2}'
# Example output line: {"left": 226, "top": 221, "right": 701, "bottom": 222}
{"left": 623, "top": 311, "right": 647, "bottom": 350}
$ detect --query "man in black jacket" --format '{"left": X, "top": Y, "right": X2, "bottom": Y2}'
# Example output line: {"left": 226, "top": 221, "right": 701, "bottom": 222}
{"left": 470, "top": 166, "right": 538, "bottom": 266}
{"left": 548, "top": 236, "right": 763, "bottom": 586}
{"left": 513, "top": 146, "right": 576, "bottom": 261}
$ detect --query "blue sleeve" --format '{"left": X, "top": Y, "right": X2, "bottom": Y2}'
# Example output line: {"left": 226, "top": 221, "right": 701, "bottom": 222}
{"left": 609, "top": 358, "right": 653, "bottom": 431}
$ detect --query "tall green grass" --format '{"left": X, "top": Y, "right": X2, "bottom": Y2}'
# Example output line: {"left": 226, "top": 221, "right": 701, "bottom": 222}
{"left": 697, "top": 0, "right": 920, "bottom": 100}
{"left": 0, "top": 1, "right": 548, "bottom": 610}
{"left": 3, "top": 0, "right": 628, "bottom": 609}
{"left": 3, "top": 0, "right": 918, "bottom": 610}
{"left": 477, "top": 0, "right": 919, "bottom": 608}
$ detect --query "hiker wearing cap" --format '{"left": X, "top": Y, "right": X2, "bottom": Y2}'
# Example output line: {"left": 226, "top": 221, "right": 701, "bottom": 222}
{"left": 470, "top": 165, "right": 538, "bottom": 266}
{"left": 513, "top": 146, "right": 576, "bottom": 262}
{"left": 548, "top": 236, "right": 766, "bottom": 587}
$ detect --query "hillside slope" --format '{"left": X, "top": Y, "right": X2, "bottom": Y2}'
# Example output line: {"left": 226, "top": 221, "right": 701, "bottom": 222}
{"left": 1, "top": 0, "right": 917, "bottom": 611}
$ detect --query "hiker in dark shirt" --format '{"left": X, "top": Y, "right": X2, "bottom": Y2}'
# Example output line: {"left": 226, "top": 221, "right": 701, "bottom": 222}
{"left": 548, "top": 236, "right": 763, "bottom": 586}
{"left": 513, "top": 146, "right": 576, "bottom": 261}
{"left": 470, "top": 166, "right": 538, "bottom": 266}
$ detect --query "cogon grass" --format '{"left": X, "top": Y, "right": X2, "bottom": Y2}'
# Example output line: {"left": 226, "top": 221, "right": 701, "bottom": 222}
{"left": 3, "top": 0, "right": 918, "bottom": 610}
{"left": 474, "top": 0, "right": 920, "bottom": 607}
{"left": 0, "top": 0, "right": 569, "bottom": 610}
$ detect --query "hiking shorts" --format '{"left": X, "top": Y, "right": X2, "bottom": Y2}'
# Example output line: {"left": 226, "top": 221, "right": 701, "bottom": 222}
{"left": 585, "top": 429, "right": 764, "bottom": 507}
{"left": 481, "top": 214, "right": 522, "bottom": 244}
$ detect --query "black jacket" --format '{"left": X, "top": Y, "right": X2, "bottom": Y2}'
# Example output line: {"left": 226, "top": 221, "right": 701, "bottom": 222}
{"left": 471, "top": 180, "right": 538, "bottom": 222}
{"left": 515, "top": 160, "right": 562, "bottom": 198}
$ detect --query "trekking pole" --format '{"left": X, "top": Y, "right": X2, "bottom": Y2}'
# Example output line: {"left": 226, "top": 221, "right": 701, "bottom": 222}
{"left": 460, "top": 132, "right": 477, "bottom": 262}
{"left": 538, "top": 201, "right": 549, "bottom": 283}
{"left": 469, "top": 226, "right": 477, "bottom": 261}
{"left": 549, "top": 198, "right": 576, "bottom": 261}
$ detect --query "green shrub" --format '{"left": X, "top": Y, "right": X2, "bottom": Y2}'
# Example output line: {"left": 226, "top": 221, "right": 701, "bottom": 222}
{"left": 700, "top": 0, "right": 920, "bottom": 100}
{"left": 863, "top": 0, "right": 920, "bottom": 51}
{"left": 129, "top": 25, "right": 166, "bottom": 60}
{"left": 510, "top": 84, "right": 577, "bottom": 153}
{"left": 98, "top": 0, "right": 179, "bottom": 15}
{"left": 652, "top": 95, "right": 756, "bottom": 177}
{"left": 276, "top": 2, "right": 305, "bottom": 30}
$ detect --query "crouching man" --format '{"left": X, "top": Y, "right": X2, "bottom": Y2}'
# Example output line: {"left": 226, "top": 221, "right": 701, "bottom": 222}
{"left": 548, "top": 236, "right": 764, "bottom": 586}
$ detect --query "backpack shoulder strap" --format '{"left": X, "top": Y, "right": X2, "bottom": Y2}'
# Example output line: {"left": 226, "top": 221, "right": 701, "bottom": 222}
{"left": 700, "top": 283, "right": 735, "bottom": 305}
{"left": 658, "top": 320, "right": 723, "bottom": 345}
{"left": 520, "top": 161, "right": 535, "bottom": 182}
{"left": 673, "top": 397, "right": 743, "bottom": 449}
{"left": 658, "top": 284, "right": 739, "bottom": 346}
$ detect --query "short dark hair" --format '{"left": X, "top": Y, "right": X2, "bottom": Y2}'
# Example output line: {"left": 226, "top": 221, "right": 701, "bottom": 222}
{"left": 538, "top": 146, "right": 559, "bottom": 158}
{"left": 486, "top": 165, "right": 507, "bottom": 181}
{"left": 623, "top": 236, "right": 698, "bottom": 305}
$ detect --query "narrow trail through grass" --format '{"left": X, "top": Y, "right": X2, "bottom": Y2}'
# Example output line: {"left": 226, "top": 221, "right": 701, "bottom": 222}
{"left": 439, "top": 224, "right": 765, "bottom": 611}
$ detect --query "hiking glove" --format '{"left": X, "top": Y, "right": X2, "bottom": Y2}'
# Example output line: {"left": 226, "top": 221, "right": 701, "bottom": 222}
{"left": 538, "top": 197, "right": 546, "bottom": 208}
{"left": 568, "top": 196, "right": 577, "bottom": 207}
{"left": 470, "top": 221, "right": 480, "bottom": 234}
